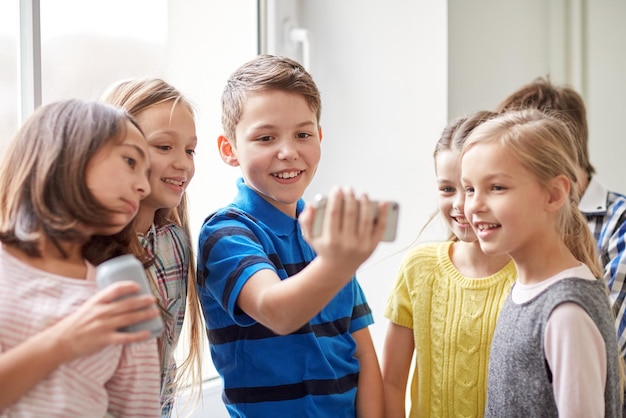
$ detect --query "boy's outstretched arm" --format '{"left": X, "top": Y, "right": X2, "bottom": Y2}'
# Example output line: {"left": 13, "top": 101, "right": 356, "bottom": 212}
{"left": 237, "top": 188, "right": 389, "bottom": 335}
{"left": 353, "top": 327, "right": 384, "bottom": 418}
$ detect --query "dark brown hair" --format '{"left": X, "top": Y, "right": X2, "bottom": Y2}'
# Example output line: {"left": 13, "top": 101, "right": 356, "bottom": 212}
{"left": 495, "top": 76, "right": 594, "bottom": 177}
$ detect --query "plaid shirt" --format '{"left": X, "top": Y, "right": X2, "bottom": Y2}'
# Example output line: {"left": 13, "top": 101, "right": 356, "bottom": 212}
{"left": 139, "top": 222, "right": 189, "bottom": 418}
{"left": 580, "top": 177, "right": 626, "bottom": 358}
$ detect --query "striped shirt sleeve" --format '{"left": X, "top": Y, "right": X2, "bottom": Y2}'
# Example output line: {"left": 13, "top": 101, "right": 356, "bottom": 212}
{"left": 105, "top": 339, "right": 161, "bottom": 417}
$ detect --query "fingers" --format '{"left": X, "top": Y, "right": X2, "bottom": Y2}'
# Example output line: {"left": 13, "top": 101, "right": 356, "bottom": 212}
{"left": 90, "top": 281, "right": 156, "bottom": 311}
{"left": 82, "top": 282, "right": 160, "bottom": 334}
{"left": 371, "top": 201, "right": 390, "bottom": 241}
{"left": 356, "top": 194, "right": 375, "bottom": 238}
{"left": 299, "top": 204, "right": 314, "bottom": 242}
{"left": 110, "top": 303, "right": 160, "bottom": 328}
{"left": 338, "top": 188, "right": 360, "bottom": 237}
{"left": 328, "top": 187, "right": 380, "bottom": 241}
{"left": 50, "top": 301, "right": 159, "bottom": 360}
{"left": 93, "top": 280, "right": 142, "bottom": 303}
{"left": 322, "top": 187, "right": 345, "bottom": 237}
{"left": 109, "top": 329, "right": 154, "bottom": 345}
{"left": 308, "top": 187, "right": 383, "bottom": 242}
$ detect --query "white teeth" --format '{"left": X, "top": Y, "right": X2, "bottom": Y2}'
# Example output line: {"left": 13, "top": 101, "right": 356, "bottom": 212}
{"left": 163, "top": 178, "right": 184, "bottom": 186}
{"left": 274, "top": 171, "right": 300, "bottom": 179}
{"left": 478, "top": 223, "right": 499, "bottom": 231}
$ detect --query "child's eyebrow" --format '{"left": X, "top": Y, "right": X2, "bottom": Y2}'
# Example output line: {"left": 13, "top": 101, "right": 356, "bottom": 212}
{"left": 251, "top": 120, "right": 317, "bottom": 130}
{"left": 296, "top": 121, "right": 317, "bottom": 128}
{"left": 121, "top": 143, "right": 148, "bottom": 160}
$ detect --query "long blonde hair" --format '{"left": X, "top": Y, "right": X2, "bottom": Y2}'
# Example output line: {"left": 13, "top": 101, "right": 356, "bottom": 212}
{"left": 102, "top": 78, "right": 203, "bottom": 411}
{"left": 462, "top": 109, "right": 601, "bottom": 276}
{"left": 462, "top": 108, "right": 626, "bottom": 395}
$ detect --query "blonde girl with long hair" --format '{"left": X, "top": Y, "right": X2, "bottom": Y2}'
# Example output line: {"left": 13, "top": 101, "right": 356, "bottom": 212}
{"left": 102, "top": 79, "right": 203, "bottom": 417}
{"left": 461, "top": 109, "right": 623, "bottom": 417}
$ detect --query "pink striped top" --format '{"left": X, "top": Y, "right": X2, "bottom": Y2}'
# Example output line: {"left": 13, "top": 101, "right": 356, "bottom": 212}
{"left": 0, "top": 247, "right": 161, "bottom": 417}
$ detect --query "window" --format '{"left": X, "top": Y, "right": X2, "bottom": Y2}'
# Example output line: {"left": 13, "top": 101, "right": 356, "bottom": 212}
{"left": 0, "top": 1, "right": 18, "bottom": 149}
{"left": 13, "top": 0, "right": 259, "bottom": 392}
{"left": 40, "top": 0, "right": 168, "bottom": 102}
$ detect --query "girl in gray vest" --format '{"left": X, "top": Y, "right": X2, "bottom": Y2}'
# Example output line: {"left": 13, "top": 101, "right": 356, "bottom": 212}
{"left": 460, "top": 109, "right": 623, "bottom": 417}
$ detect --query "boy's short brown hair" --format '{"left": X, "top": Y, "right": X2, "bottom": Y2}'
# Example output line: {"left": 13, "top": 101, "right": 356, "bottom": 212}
{"left": 221, "top": 54, "right": 321, "bottom": 141}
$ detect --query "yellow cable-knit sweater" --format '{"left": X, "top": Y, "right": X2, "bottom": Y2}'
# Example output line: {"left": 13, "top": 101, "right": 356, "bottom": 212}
{"left": 385, "top": 241, "right": 516, "bottom": 418}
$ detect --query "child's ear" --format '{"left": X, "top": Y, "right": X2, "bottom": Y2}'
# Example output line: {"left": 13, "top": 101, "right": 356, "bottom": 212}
{"left": 546, "top": 174, "right": 571, "bottom": 212}
{"left": 318, "top": 125, "right": 323, "bottom": 142}
{"left": 218, "top": 135, "right": 239, "bottom": 167}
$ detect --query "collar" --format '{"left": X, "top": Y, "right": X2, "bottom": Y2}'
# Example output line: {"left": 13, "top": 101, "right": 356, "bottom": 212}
{"left": 137, "top": 223, "right": 157, "bottom": 257}
{"left": 578, "top": 176, "right": 608, "bottom": 214}
{"left": 232, "top": 178, "right": 304, "bottom": 237}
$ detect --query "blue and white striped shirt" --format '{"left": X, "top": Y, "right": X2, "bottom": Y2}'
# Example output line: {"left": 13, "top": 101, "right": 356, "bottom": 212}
{"left": 580, "top": 176, "right": 626, "bottom": 358}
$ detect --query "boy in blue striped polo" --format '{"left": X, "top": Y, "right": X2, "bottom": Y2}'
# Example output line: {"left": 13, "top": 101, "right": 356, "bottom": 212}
{"left": 197, "top": 54, "right": 391, "bottom": 417}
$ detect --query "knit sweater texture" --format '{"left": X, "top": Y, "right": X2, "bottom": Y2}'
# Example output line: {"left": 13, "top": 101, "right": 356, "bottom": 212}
{"left": 385, "top": 241, "right": 516, "bottom": 417}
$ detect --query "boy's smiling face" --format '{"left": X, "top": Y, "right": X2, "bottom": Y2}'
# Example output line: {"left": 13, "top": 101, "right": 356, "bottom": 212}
{"left": 219, "top": 90, "right": 322, "bottom": 217}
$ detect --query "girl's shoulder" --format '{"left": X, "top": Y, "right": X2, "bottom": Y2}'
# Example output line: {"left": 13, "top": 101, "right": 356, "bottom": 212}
{"left": 151, "top": 222, "right": 190, "bottom": 254}
{"left": 400, "top": 241, "right": 452, "bottom": 270}
{"left": 154, "top": 222, "right": 185, "bottom": 238}
{"left": 404, "top": 241, "right": 451, "bottom": 260}
{"left": 199, "top": 206, "right": 250, "bottom": 234}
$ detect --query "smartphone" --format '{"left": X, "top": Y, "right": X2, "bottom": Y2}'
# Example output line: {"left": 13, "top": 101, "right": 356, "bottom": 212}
{"left": 311, "top": 197, "right": 400, "bottom": 241}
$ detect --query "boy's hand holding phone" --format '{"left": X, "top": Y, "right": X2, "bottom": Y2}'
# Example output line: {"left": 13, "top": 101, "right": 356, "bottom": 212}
{"left": 300, "top": 187, "right": 399, "bottom": 274}
{"left": 311, "top": 195, "right": 399, "bottom": 242}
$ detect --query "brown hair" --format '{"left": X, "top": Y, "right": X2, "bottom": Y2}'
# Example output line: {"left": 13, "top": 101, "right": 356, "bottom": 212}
{"left": 221, "top": 54, "right": 322, "bottom": 141}
{"left": 495, "top": 76, "right": 595, "bottom": 177}
{"left": 0, "top": 99, "right": 140, "bottom": 264}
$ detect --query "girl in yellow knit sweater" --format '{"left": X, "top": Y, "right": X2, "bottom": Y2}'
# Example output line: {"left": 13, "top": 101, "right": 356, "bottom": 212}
{"left": 381, "top": 111, "right": 516, "bottom": 418}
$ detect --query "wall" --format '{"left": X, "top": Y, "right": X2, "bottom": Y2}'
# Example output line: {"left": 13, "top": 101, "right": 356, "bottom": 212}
{"left": 167, "top": 0, "right": 258, "bottom": 235}
{"left": 167, "top": 2, "right": 257, "bottom": 416}
{"left": 587, "top": 1, "right": 626, "bottom": 192}
{"left": 448, "top": 0, "right": 552, "bottom": 116}
{"left": 448, "top": 0, "right": 626, "bottom": 193}
{"left": 296, "top": 0, "right": 449, "bottom": 354}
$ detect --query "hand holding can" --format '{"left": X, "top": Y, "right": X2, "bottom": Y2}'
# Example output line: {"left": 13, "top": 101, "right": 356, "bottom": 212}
{"left": 96, "top": 254, "right": 164, "bottom": 338}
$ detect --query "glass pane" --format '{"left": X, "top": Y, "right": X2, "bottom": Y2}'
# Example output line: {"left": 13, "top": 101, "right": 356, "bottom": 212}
{"left": 40, "top": 0, "right": 168, "bottom": 102}
{"left": 38, "top": 0, "right": 258, "bottom": 388}
{"left": 0, "top": 0, "right": 18, "bottom": 151}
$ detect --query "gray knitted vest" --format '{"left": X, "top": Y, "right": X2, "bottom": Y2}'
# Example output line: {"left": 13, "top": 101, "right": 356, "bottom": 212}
{"left": 485, "top": 278, "right": 622, "bottom": 418}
